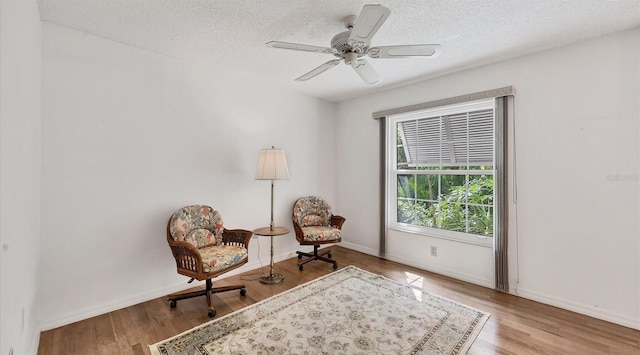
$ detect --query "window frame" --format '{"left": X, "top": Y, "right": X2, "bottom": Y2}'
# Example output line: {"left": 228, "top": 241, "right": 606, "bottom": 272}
{"left": 386, "top": 99, "right": 496, "bottom": 247}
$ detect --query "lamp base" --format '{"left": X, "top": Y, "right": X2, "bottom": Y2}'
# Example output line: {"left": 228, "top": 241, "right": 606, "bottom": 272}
{"left": 260, "top": 273, "right": 284, "bottom": 284}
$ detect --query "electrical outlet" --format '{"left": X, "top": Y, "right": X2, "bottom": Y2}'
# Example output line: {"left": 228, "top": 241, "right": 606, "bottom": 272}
{"left": 430, "top": 246, "right": 437, "bottom": 257}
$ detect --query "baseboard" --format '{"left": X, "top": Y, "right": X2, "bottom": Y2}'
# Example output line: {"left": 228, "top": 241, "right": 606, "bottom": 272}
{"left": 38, "top": 251, "right": 297, "bottom": 331}
{"left": 339, "top": 242, "right": 380, "bottom": 257}
{"left": 339, "top": 242, "right": 493, "bottom": 288}
{"left": 517, "top": 288, "right": 640, "bottom": 330}
{"left": 386, "top": 254, "right": 495, "bottom": 289}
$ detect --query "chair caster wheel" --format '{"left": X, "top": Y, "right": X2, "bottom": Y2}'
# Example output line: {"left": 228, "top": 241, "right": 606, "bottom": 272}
{"left": 299, "top": 265, "right": 303, "bottom": 271}
{"left": 169, "top": 300, "right": 177, "bottom": 308}
{"left": 297, "top": 254, "right": 303, "bottom": 259}
{"left": 240, "top": 288, "right": 246, "bottom": 296}
{"left": 333, "top": 263, "right": 338, "bottom": 270}
{"left": 327, "top": 253, "right": 332, "bottom": 258}
{"left": 208, "top": 310, "right": 216, "bottom": 318}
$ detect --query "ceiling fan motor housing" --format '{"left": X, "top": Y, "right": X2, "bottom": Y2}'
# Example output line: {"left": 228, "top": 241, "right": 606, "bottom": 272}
{"left": 331, "top": 30, "right": 367, "bottom": 58}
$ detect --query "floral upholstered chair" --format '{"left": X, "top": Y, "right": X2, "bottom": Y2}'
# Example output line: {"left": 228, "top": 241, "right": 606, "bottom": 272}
{"left": 292, "top": 196, "right": 345, "bottom": 270}
{"left": 166, "top": 205, "right": 252, "bottom": 317}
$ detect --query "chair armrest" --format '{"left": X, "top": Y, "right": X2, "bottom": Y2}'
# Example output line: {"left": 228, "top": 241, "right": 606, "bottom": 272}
{"left": 292, "top": 221, "right": 304, "bottom": 242}
{"left": 331, "top": 215, "right": 346, "bottom": 229}
{"left": 222, "top": 228, "right": 253, "bottom": 248}
{"left": 167, "top": 239, "right": 204, "bottom": 274}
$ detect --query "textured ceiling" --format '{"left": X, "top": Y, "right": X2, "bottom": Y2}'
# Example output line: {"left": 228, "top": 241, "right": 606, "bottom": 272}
{"left": 37, "top": 0, "right": 640, "bottom": 102}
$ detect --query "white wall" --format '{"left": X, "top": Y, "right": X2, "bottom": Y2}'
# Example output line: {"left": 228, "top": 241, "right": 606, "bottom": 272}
{"left": 0, "top": 0, "right": 42, "bottom": 354}
{"left": 39, "top": 23, "right": 337, "bottom": 329}
{"left": 336, "top": 27, "right": 640, "bottom": 329}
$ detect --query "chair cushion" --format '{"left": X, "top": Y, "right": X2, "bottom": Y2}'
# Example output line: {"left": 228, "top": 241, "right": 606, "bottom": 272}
{"left": 199, "top": 245, "right": 248, "bottom": 273}
{"left": 301, "top": 226, "right": 341, "bottom": 243}
{"left": 185, "top": 228, "right": 217, "bottom": 248}
{"left": 169, "top": 205, "right": 224, "bottom": 246}
{"left": 301, "top": 214, "right": 326, "bottom": 227}
{"left": 293, "top": 196, "right": 332, "bottom": 227}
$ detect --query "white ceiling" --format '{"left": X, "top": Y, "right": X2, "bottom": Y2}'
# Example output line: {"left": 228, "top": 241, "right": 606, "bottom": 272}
{"left": 37, "top": 0, "right": 640, "bottom": 102}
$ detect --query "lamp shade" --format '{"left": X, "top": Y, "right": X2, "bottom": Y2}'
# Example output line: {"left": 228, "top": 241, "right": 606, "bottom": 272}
{"left": 255, "top": 148, "right": 290, "bottom": 180}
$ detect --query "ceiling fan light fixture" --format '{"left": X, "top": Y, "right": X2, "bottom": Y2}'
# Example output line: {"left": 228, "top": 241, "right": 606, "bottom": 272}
{"left": 344, "top": 52, "right": 358, "bottom": 65}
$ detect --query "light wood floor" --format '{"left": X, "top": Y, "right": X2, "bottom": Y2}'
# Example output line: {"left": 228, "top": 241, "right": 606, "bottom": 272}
{"left": 38, "top": 246, "right": 640, "bottom": 354}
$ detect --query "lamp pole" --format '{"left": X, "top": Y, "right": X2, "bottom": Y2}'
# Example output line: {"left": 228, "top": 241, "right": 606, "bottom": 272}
{"left": 270, "top": 178, "right": 275, "bottom": 231}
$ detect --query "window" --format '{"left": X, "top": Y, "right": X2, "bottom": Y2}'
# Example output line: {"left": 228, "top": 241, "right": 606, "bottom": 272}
{"left": 387, "top": 99, "right": 496, "bottom": 246}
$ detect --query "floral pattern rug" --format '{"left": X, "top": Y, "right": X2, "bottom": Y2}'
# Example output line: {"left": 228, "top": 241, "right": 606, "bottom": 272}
{"left": 150, "top": 266, "right": 489, "bottom": 355}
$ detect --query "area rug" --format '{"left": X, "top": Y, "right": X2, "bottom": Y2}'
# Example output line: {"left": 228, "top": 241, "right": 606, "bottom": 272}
{"left": 150, "top": 265, "right": 489, "bottom": 355}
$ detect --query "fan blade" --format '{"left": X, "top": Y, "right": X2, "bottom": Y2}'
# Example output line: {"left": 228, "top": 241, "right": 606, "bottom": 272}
{"left": 348, "top": 4, "right": 391, "bottom": 48}
{"left": 368, "top": 44, "right": 442, "bottom": 59}
{"left": 351, "top": 59, "right": 379, "bottom": 84}
{"left": 266, "top": 41, "right": 334, "bottom": 54}
{"left": 296, "top": 59, "right": 341, "bottom": 81}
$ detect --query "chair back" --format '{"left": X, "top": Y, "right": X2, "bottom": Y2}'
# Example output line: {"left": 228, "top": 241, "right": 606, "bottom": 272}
{"left": 168, "top": 205, "right": 224, "bottom": 248}
{"left": 292, "top": 196, "right": 332, "bottom": 227}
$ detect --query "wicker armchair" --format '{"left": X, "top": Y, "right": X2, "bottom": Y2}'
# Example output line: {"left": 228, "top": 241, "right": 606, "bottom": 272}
{"left": 166, "top": 205, "right": 252, "bottom": 317}
{"left": 292, "top": 196, "right": 345, "bottom": 270}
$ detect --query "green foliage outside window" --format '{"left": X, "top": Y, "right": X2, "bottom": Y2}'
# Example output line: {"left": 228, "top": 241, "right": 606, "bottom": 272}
{"left": 397, "top": 175, "right": 494, "bottom": 237}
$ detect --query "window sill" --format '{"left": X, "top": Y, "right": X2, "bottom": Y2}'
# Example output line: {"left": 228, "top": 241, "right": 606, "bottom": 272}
{"left": 388, "top": 226, "right": 493, "bottom": 248}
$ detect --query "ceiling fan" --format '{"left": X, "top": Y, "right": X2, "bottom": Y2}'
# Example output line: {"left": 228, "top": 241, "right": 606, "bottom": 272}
{"left": 266, "top": 4, "right": 441, "bottom": 84}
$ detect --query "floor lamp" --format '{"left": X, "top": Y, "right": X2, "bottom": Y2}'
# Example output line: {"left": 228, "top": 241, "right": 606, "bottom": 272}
{"left": 255, "top": 146, "right": 290, "bottom": 230}
{"left": 255, "top": 146, "right": 290, "bottom": 284}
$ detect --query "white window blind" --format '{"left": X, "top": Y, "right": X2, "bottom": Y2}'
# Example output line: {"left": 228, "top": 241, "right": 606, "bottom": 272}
{"left": 398, "top": 108, "right": 493, "bottom": 168}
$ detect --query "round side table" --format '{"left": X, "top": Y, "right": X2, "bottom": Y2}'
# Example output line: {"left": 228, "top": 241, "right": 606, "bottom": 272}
{"left": 253, "top": 226, "right": 290, "bottom": 284}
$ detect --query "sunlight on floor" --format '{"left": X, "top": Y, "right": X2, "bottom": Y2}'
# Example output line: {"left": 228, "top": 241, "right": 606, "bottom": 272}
{"left": 405, "top": 272, "right": 424, "bottom": 301}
